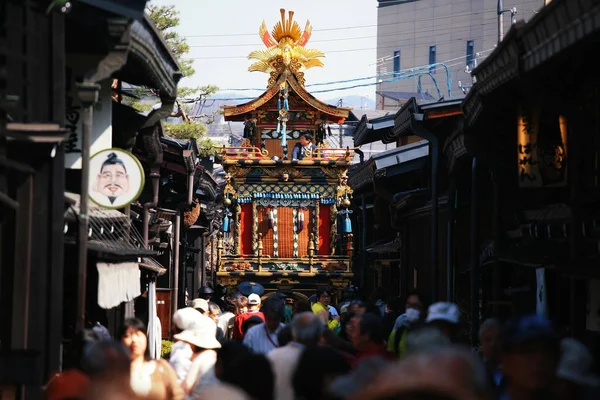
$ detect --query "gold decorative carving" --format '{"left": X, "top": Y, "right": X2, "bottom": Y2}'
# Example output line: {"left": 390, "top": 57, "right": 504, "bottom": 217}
{"left": 223, "top": 173, "right": 237, "bottom": 199}
{"left": 249, "top": 9, "right": 324, "bottom": 78}
{"left": 269, "top": 278, "right": 301, "bottom": 285}
{"left": 320, "top": 262, "right": 347, "bottom": 273}
{"left": 226, "top": 262, "right": 252, "bottom": 272}
{"left": 226, "top": 165, "right": 250, "bottom": 179}
{"left": 219, "top": 276, "right": 241, "bottom": 287}
{"left": 262, "top": 167, "right": 304, "bottom": 180}
{"left": 336, "top": 173, "right": 353, "bottom": 207}
{"left": 241, "top": 138, "right": 252, "bottom": 147}
{"left": 330, "top": 277, "right": 351, "bottom": 288}
{"left": 322, "top": 167, "right": 346, "bottom": 180}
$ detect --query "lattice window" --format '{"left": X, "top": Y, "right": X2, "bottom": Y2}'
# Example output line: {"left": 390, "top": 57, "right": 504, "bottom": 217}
{"left": 257, "top": 207, "right": 275, "bottom": 257}
{"left": 257, "top": 206, "right": 314, "bottom": 258}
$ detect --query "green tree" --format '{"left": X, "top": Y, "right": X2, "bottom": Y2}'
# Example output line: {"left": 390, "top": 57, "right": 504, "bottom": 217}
{"left": 128, "top": 2, "right": 219, "bottom": 142}
{"left": 147, "top": 3, "right": 195, "bottom": 78}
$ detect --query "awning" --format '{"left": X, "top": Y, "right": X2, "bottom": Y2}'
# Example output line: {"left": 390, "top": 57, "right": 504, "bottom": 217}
{"left": 139, "top": 257, "right": 167, "bottom": 275}
{"left": 366, "top": 237, "right": 402, "bottom": 253}
{"left": 353, "top": 114, "right": 395, "bottom": 146}
{"left": 118, "top": 15, "right": 182, "bottom": 97}
{"left": 373, "top": 140, "right": 429, "bottom": 172}
{"left": 97, "top": 262, "right": 141, "bottom": 309}
{"left": 65, "top": 192, "right": 157, "bottom": 258}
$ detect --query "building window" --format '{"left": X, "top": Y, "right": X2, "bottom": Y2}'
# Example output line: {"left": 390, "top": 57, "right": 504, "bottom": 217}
{"left": 466, "top": 40, "right": 475, "bottom": 69}
{"left": 429, "top": 46, "right": 436, "bottom": 74}
{"left": 393, "top": 50, "right": 400, "bottom": 76}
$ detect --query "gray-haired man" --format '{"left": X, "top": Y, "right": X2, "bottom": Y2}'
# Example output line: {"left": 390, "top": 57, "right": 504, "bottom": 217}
{"left": 267, "top": 312, "right": 325, "bottom": 400}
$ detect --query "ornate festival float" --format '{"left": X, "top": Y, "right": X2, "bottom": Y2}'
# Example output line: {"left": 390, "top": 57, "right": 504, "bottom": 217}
{"left": 215, "top": 9, "right": 356, "bottom": 299}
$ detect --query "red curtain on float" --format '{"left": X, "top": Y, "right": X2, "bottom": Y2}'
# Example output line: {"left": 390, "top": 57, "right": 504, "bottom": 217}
{"left": 318, "top": 205, "right": 331, "bottom": 255}
{"left": 240, "top": 204, "right": 253, "bottom": 255}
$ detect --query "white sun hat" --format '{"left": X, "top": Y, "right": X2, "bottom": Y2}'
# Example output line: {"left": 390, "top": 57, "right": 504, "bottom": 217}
{"left": 173, "top": 314, "right": 221, "bottom": 350}
{"left": 172, "top": 307, "right": 203, "bottom": 331}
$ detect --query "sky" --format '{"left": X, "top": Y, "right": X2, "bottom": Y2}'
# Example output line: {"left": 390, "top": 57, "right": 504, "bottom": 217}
{"left": 150, "top": 0, "right": 379, "bottom": 102}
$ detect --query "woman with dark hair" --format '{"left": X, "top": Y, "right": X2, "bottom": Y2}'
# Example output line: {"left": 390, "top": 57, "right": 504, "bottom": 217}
{"left": 118, "top": 318, "right": 183, "bottom": 399}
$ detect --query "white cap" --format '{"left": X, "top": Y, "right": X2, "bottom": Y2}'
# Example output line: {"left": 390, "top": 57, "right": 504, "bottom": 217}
{"left": 426, "top": 302, "right": 460, "bottom": 325}
{"left": 556, "top": 338, "right": 600, "bottom": 387}
{"left": 172, "top": 307, "right": 203, "bottom": 331}
{"left": 248, "top": 293, "right": 261, "bottom": 305}
{"left": 191, "top": 298, "right": 209, "bottom": 313}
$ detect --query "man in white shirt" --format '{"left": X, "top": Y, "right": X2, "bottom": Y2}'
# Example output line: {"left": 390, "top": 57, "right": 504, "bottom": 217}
{"left": 267, "top": 312, "right": 325, "bottom": 400}
{"left": 243, "top": 296, "right": 285, "bottom": 355}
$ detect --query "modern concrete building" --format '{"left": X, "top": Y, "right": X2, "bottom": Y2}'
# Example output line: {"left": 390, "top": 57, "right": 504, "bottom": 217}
{"left": 375, "top": 0, "right": 543, "bottom": 109}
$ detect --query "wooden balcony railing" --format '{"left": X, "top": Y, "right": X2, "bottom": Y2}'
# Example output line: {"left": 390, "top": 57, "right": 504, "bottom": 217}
{"left": 217, "top": 144, "right": 356, "bottom": 162}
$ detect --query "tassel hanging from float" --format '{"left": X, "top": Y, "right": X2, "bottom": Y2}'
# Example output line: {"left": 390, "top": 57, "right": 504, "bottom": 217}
{"left": 281, "top": 122, "right": 287, "bottom": 146}
{"left": 283, "top": 89, "right": 289, "bottom": 110}
{"left": 268, "top": 209, "right": 274, "bottom": 229}
{"left": 344, "top": 214, "right": 352, "bottom": 233}
{"left": 297, "top": 210, "right": 304, "bottom": 232}
{"left": 223, "top": 214, "right": 230, "bottom": 232}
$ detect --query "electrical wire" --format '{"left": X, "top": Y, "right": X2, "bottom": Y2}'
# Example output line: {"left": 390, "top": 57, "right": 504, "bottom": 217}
{"left": 215, "top": 49, "right": 492, "bottom": 92}
{"left": 180, "top": 6, "right": 538, "bottom": 38}
{"left": 208, "top": 59, "right": 468, "bottom": 101}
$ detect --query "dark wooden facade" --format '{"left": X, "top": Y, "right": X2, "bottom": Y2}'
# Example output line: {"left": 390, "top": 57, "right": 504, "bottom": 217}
{"left": 0, "top": 0, "right": 68, "bottom": 397}
{"left": 461, "top": 0, "right": 600, "bottom": 339}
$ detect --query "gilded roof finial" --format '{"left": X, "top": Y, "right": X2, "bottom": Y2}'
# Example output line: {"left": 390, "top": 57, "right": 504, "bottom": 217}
{"left": 249, "top": 9, "right": 324, "bottom": 78}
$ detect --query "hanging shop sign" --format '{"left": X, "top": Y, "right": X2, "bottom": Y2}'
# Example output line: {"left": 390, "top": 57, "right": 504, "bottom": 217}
{"left": 517, "top": 104, "right": 568, "bottom": 188}
{"left": 89, "top": 148, "right": 145, "bottom": 209}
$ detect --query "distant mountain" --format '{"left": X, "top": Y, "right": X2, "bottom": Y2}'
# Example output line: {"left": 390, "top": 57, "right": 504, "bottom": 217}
{"left": 322, "top": 96, "right": 376, "bottom": 109}
{"left": 196, "top": 92, "right": 377, "bottom": 117}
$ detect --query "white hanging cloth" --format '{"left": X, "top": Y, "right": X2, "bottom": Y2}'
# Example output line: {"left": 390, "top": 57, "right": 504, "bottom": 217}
{"left": 147, "top": 280, "right": 162, "bottom": 359}
{"left": 96, "top": 262, "right": 141, "bottom": 309}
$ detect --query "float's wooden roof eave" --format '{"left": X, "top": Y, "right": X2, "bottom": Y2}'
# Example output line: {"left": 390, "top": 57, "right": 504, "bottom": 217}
{"left": 222, "top": 73, "right": 351, "bottom": 123}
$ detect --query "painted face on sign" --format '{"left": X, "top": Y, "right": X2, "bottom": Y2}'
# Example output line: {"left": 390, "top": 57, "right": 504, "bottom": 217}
{"left": 97, "top": 163, "right": 130, "bottom": 199}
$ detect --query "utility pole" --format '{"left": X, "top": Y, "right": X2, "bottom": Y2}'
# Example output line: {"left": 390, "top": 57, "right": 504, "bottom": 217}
{"left": 497, "top": 0, "right": 518, "bottom": 44}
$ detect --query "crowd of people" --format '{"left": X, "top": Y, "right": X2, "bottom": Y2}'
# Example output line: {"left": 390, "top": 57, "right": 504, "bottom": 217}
{"left": 44, "top": 286, "right": 600, "bottom": 400}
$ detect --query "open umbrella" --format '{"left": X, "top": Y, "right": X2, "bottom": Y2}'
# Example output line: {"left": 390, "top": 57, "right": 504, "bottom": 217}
{"left": 237, "top": 281, "right": 265, "bottom": 296}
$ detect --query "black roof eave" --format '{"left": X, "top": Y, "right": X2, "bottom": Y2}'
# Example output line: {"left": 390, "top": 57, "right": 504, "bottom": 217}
{"left": 77, "top": 0, "right": 148, "bottom": 20}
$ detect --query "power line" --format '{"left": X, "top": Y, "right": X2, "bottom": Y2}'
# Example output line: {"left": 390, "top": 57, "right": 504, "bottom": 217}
{"left": 216, "top": 48, "right": 493, "bottom": 92}
{"left": 207, "top": 61, "right": 462, "bottom": 101}
{"left": 185, "top": 31, "right": 498, "bottom": 60}
{"left": 187, "top": 18, "right": 500, "bottom": 49}
{"left": 186, "top": 17, "right": 506, "bottom": 52}
{"left": 182, "top": 7, "right": 506, "bottom": 38}
{"left": 207, "top": 51, "right": 493, "bottom": 101}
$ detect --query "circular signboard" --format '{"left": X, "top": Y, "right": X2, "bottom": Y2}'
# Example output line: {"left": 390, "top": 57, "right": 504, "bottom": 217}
{"left": 89, "top": 148, "right": 145, "bottom": 209}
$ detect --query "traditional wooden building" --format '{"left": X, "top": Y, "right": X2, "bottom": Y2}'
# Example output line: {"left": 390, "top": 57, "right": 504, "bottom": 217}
{"left": 462, "top": 0, "right": 600, "bottom": 338}
{"left": 215, "top": 10, "right": 356, "bottom": 300}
